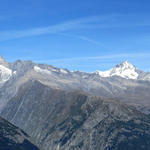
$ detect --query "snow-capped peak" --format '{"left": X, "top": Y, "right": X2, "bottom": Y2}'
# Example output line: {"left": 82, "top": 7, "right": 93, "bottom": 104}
{"left": 96, "top": 61, "right": 139, "bottom": 79}
{"left": 115, "top": 61, "right": 135, "bottom": 70}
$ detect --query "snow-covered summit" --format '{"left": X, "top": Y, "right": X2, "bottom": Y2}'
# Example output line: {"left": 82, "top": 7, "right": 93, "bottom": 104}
{"left": 96, "top": 61, "right": 139, "bottom": 79}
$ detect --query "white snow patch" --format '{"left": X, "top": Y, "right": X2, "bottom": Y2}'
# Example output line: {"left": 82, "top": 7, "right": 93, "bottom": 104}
{"left": 96, "top": 70, "right": 111, "bottom": 78}
{"left": 13, "top": 71, "right": 17, "bottom": 75}
{"left": 34, "top": 66, "right": 52, "bottom": 75}
{"left": 50, "top": 68, "right": 58, "bottom": 72}
{"left": 60, "top": 69, "right": 68, "bottom": 74}
{"left": 0, "top": 65, "right": 12, "bottom": 83}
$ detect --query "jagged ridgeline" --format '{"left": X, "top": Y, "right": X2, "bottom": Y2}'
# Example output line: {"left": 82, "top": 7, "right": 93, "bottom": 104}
{"left": 0, "top": 56, "right": 150, "bottom": 113}
{"left": 0, "top": 56, "right": 150, "bottom": 150}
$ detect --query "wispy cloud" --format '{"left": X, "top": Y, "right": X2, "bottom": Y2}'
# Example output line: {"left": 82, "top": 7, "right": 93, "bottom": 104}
{"left": 35, "top": 52, "right": 150, "bottom": 63}
{"left": 1, "top": 14, "right": 150, "bottom": 42}
{"left": 0, "top": 16, "right": 101, "bottom": 41}
{"left": 57, "top": 32, "right": 106, "bottom": 47}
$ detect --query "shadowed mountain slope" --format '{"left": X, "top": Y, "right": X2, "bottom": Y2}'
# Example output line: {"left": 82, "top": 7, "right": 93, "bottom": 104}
{"left": 2, "top": 80, "right": 150, "bottom": 150}
{"left": 0, "top": 116, "right": 40, "bottom": 150}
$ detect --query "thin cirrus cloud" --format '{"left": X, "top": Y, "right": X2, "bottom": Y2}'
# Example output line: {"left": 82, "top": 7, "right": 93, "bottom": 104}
{"left": 35, "top": 52, "right": 150, "bottom": 63}
{"left": 0, "top": 14, "right": 150, "bottom": 42}
{"left": 0, "top": 16, "right": 101, "bottom": 42}
{"left": 57, "top": 32, "right": 105, "bottom": 47}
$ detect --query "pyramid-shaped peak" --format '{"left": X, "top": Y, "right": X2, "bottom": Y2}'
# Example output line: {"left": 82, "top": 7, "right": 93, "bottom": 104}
{"left": 95, "top": 60, "right": 139, "bottom": 79}
{"left": 116, "top": 60, "right": 135, "bottom": 69}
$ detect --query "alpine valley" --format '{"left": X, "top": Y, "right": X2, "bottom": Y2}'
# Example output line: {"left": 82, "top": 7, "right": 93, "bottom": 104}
{"left": 0, "top": 55, "right": 150, "bottom": 150}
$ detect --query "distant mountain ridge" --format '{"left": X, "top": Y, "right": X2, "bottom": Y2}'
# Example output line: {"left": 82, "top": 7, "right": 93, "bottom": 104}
{"left": 0, "top": 56, "right": 150, "bottom": 85}
{"left": 0, "top": 56, "right": 150, "bottom": 150}
{"left": 0, "top": 56, "right": 150, "bottom": 114}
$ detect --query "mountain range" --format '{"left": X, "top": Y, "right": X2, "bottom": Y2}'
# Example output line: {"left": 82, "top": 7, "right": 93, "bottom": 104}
{"left": 0, "top": 56, "right": 150, "bottom": 113}
{"left": 0, "top": 56, "right": 150, "bottom": 149}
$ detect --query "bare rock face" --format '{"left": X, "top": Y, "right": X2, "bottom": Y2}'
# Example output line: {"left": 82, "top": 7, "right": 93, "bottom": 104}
{"left": 2, "top": 80, "right": 150, "bottom": 150}
{"left": 1, "top": 57, "right": 150, "bottom": 150}
{"left": 0, "top": 57, "right": 150, "bottom": 114}
{"left": 0, "top": 116, "right": 40, "bottom": 150}
{"left": 0, "top": 58, "right": 150, "bottom": 114}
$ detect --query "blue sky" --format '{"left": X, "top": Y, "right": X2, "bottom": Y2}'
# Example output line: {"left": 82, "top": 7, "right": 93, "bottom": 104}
{"left": 0, "top": 0, "right": 150, "bottom": 72}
